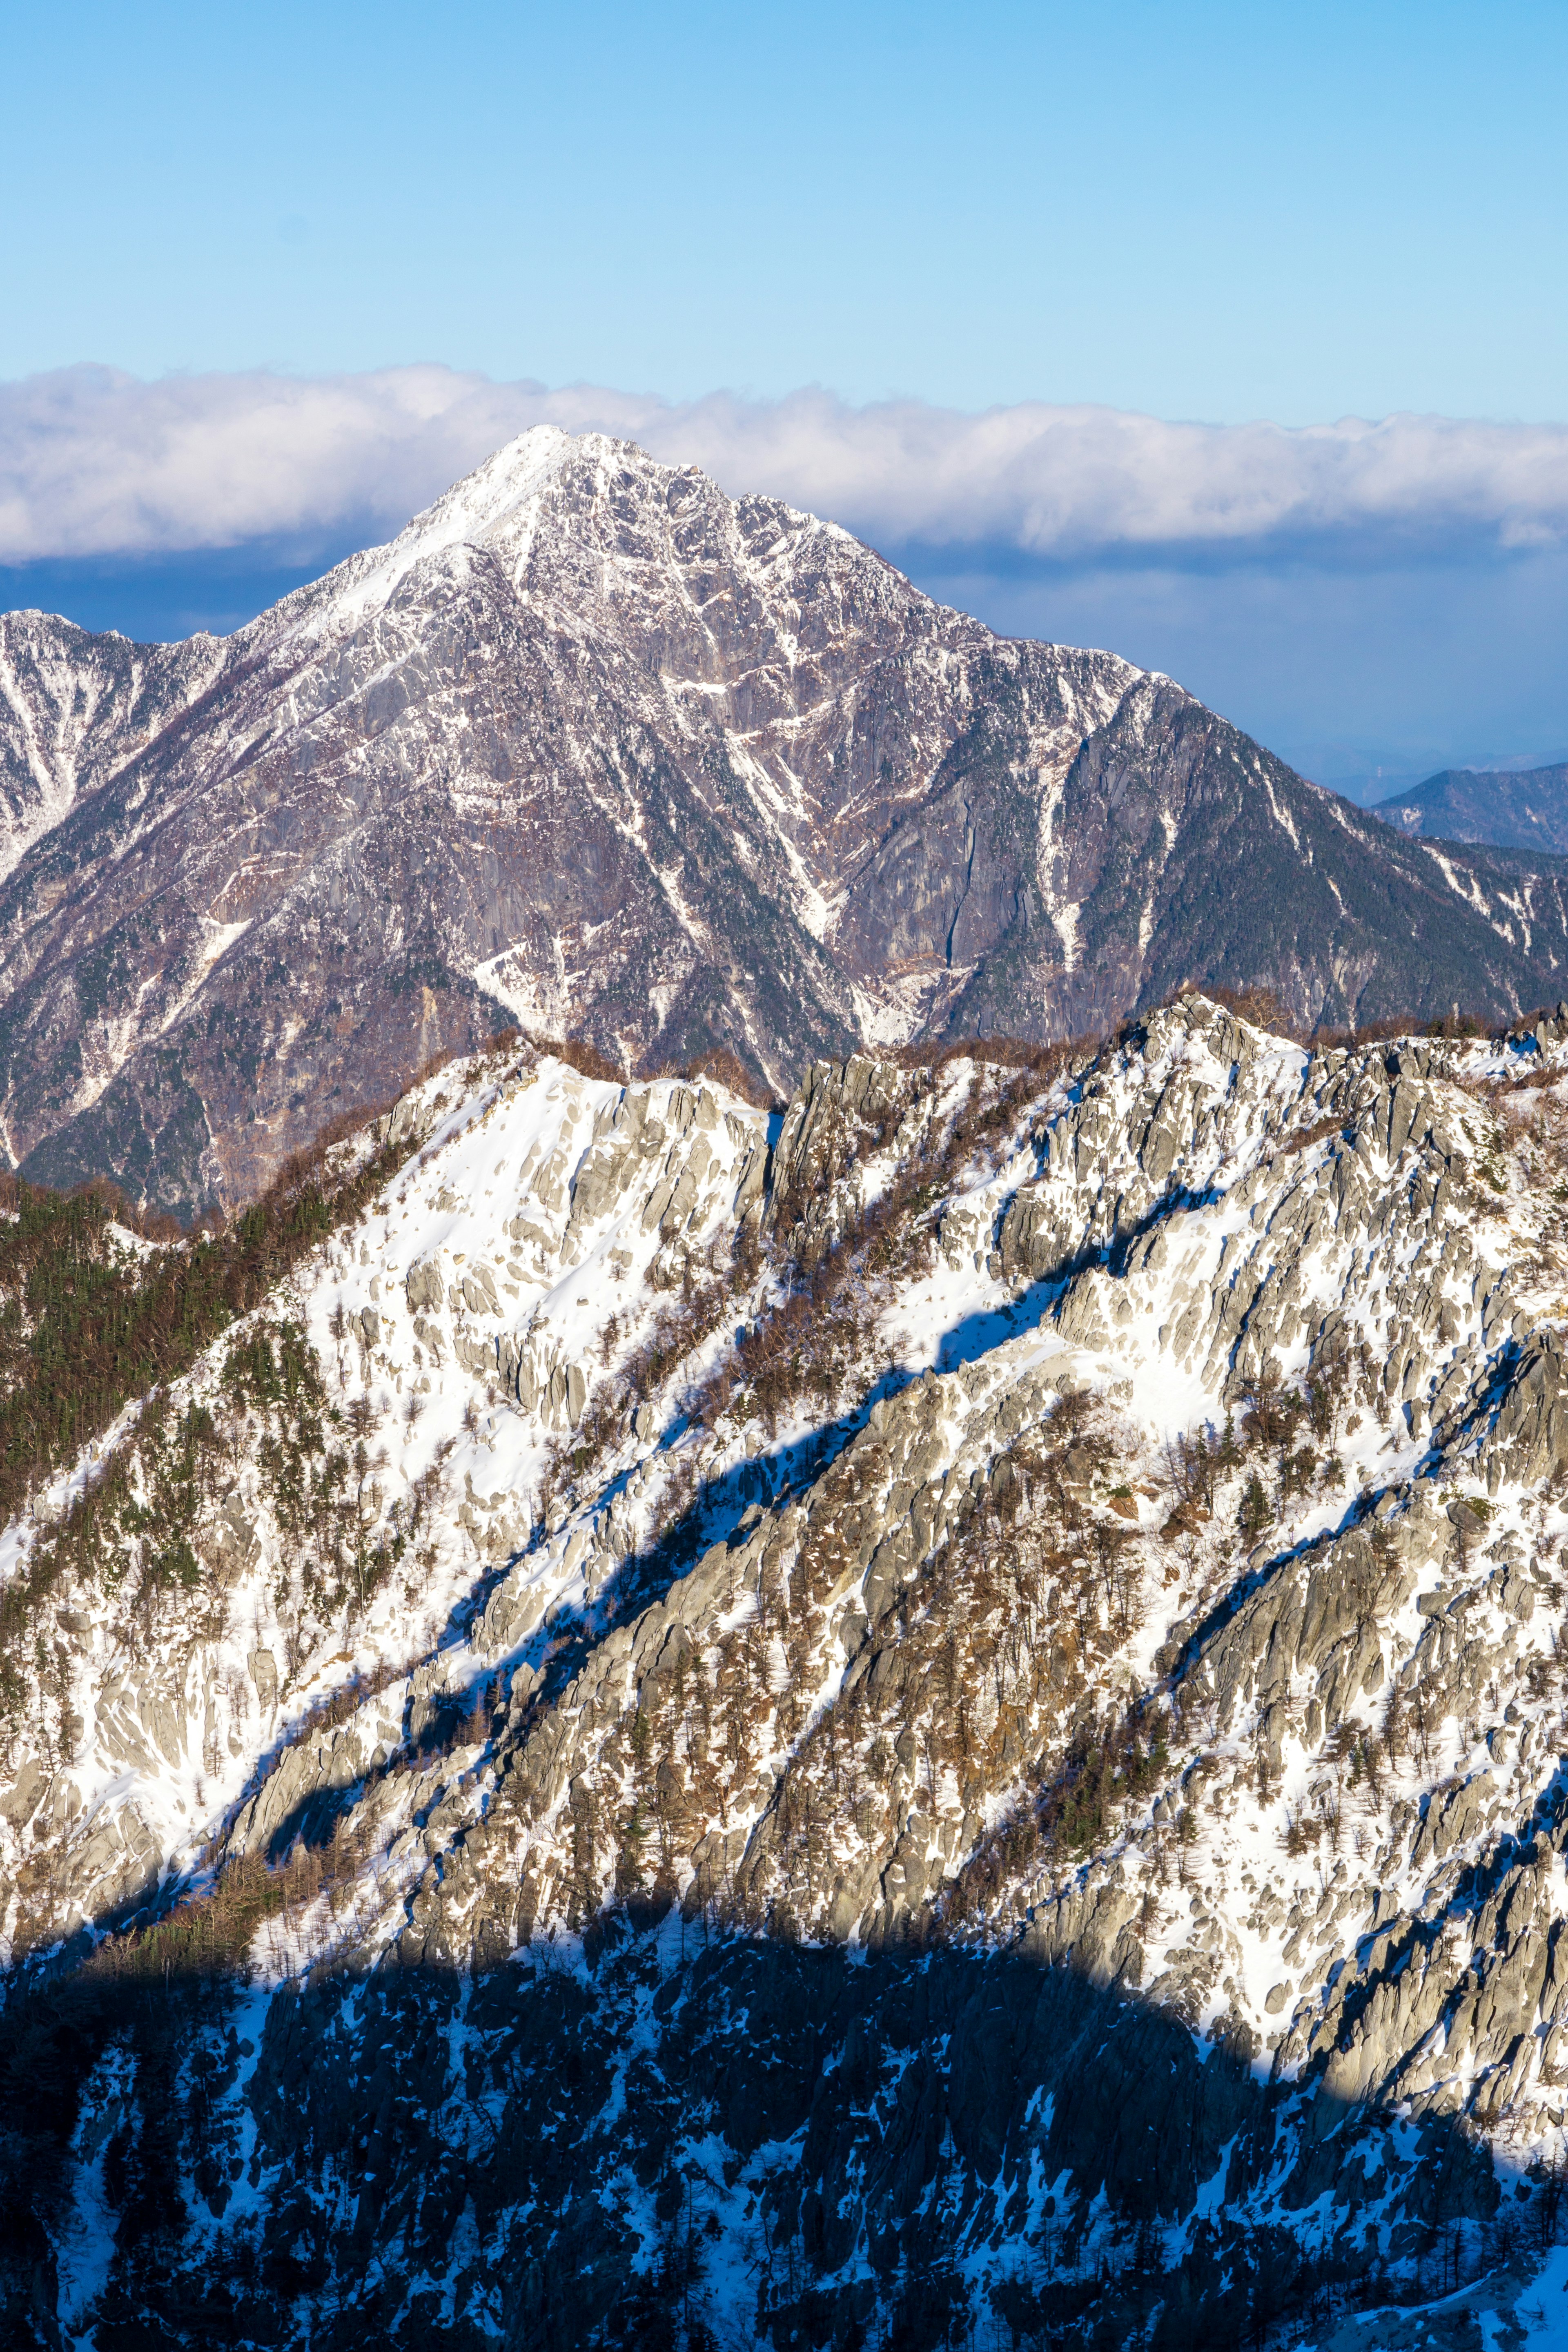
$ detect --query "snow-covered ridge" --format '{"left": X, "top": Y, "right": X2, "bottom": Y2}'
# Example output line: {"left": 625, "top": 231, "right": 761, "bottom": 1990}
{"left": 6, "top": 994, "right": 1565, "bottom": 1962}
{"left": 261, "top": 423, "right": 589, "bottom": 640}
{"left": 0, "top": 1040, "right": 771, "bottom": 1943}
{"left": 251, "top": 423, "right": 863, "bottom": 661}
{"left": 10, "top": 994, "right": 1568, "bottom": 2343}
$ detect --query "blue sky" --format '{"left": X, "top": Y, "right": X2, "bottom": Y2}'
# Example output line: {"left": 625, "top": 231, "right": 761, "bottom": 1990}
{"left": 2, "top": 0, "right": 1566, "bottom": 789}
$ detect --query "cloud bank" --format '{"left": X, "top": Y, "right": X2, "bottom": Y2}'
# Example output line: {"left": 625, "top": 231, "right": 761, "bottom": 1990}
{"left": 3, "top": 365, "right": 1567, "bottom": 571}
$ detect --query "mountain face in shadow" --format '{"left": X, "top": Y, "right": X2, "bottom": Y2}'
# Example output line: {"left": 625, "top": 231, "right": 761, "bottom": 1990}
{"left": 0, "top": 1931, "right": 1512, "bottom": 2352}
{"left": 1373, "top": 763, "right": 1568, "bottom": 857}
{"left": 3, "top": 428, "right": 1568, "bottom": 1216}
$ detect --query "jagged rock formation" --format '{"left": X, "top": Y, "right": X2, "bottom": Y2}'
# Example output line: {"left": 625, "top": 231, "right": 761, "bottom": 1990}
{"left": 7, "top": 996, "right": 1568, "bottom": 2345}
{"left": 4, "top": 431, "right": 1568, "bottom": 1217}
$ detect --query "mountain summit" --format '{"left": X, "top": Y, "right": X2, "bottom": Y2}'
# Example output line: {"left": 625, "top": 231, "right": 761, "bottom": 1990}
{"left": 1, "top": 427, "right": 1566, "bottom": 1216}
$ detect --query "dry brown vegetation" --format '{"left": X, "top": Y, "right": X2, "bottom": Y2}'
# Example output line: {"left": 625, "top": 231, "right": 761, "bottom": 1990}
{"left": 492, "top": 1388, "right": 1191, "bottom": 1951}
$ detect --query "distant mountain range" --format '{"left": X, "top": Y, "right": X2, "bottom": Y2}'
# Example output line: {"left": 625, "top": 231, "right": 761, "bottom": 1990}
{"left": 3, "top": 425, "right": 1568, "bottom": 1216}
{"left": 1372, "top": 762, "right": 1568, "bottom": 854}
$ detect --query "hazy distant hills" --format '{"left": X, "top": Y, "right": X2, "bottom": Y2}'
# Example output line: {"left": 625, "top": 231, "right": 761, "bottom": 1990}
{"left": 1374, "top": 763, "right": 1568, "bottom": 854}
{"left": 4, "top": 426, "right": 1568, "bottom": 1216}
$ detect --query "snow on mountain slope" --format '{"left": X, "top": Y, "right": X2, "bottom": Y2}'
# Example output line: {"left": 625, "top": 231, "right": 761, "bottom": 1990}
{"left": 241, "top": 423, "right": 1143, "bottom": 1045}
{"left": 3, "top": 429, "right": 1568, "bottom": 1224}
{"left": 0, "top": 1037, "right": 771, "bottom": 1947}
{"left": 9, "top": 993, "right": 1568, "bottom": 2343}
{"left": 0, "top": 611, "right": 225, "bottom": 883}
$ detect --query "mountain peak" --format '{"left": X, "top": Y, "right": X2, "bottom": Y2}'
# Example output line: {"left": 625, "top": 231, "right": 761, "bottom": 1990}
{"left": 1, "top": 434, "right": 1566, "bottom": 1216}
{"left": 262, "top": 421, "right": 608, "bottom": 641}
{"left": 256, "top": 422, "right": 878, "bottom": 662}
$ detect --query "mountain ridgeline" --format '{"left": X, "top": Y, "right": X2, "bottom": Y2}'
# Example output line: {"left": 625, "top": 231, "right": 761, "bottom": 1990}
{"left": 1373, "top": 762, "right": 1568, "bottom": 856}
{"left": 2, "top": 425, "right": 1568, "bottom": 1219}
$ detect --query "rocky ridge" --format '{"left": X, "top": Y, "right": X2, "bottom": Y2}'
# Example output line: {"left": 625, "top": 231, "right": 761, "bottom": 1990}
{"left": 6, "top": 995, "right": 1568, "bottom": 2343}
{"left": 4, "top": 429, "right": 1568, "bottom": 1216}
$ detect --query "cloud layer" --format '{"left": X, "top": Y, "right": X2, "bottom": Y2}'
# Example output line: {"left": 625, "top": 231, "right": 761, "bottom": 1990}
{"left": 3, "top": 364, "right": 1567, "bottom": 570}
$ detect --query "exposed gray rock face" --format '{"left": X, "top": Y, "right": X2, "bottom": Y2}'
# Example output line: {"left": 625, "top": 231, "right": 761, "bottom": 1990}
{"left": 7, "top": 998, "right": 1568, "bottom": 2346}
{"left": 0, "top": 611, "right": 224, "bottom": 882}
{"left": 4, "top": 434, "right": 1568, "bottom": 1216}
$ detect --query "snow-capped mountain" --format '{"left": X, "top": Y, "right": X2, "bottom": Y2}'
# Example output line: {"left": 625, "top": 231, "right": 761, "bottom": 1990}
{"left": 7, "top": 993, "right": 1568, "bottom": 2344}
{"left": 2, "top": 427, "right": 1568, "bottom": 1218}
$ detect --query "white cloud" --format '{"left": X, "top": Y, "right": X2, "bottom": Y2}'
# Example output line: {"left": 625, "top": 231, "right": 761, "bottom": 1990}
{"left": 2, "top": 364, "right": 1567, "bottom": 568}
